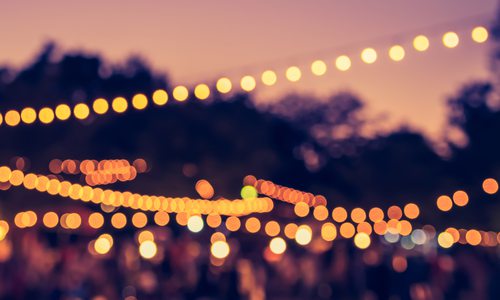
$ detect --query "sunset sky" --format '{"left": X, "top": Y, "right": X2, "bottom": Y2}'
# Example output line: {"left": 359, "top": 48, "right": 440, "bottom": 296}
{"left": 0, "top": 0, "right": 497, "bottom": 138}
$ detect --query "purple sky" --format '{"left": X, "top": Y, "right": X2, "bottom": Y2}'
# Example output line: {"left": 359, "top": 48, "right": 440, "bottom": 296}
{"left": 0, "top": 0, "right": 497, "bottom": 138}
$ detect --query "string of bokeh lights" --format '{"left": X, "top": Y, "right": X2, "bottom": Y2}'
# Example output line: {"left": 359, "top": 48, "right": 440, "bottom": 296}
{"left": 243, "top": 175, "right": 327, "bottom": 207}
{"left": 0, "top": 166, "right": 274, "bottom": 216}
{"left": 48, "top": 158, "right": 148, "bottom": 186}
{"left": 0, "top": 25, "right": 490, "bottom": 129}
{"left": 1, "top": 211, "right": 498, "bottom": 254}
{"left": 0, "top": 200, "right": 498, "bottom": 260}
{"left": 0, "top": 162, "right": 497, "bottom": 261}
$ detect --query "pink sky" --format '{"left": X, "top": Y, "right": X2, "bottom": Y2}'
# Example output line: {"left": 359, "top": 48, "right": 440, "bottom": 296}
{"left": 0, "top": 0, "right": 497, "bottom": 138}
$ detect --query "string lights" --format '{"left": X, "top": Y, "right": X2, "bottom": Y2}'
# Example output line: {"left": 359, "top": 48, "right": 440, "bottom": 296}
{"left": 243, "top": 175, "right": 328, "bottom": 207}
{"left": 0, "top": 178, "right": 496, "bottom": 266}
{"left": 3, "top": 208, "right": 498, "bottom": 250}
{"left": 0, "top": 166, "right": 274, "bottom": 216}
{"left": 0, "top": 25, "right": 490, "bottom": 129}
{"left": 0, "top": 157, "right": 497, "bottom": 262}
{"left": 48, "top": 158, "right": 148, "bottom": 186}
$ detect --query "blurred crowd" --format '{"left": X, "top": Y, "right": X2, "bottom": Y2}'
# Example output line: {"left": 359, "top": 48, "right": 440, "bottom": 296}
{"left": 0, "top": 226, "right": 499, "bottom": 300}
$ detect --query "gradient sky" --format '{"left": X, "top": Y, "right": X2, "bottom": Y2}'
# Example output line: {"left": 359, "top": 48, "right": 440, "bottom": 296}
{"left": 0, "top": 0, "right": 497, "bottom": 138}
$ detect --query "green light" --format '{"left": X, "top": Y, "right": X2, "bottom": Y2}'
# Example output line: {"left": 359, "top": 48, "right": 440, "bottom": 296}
{"left": 241, "top": 185, "right": 258, "bottom": 199}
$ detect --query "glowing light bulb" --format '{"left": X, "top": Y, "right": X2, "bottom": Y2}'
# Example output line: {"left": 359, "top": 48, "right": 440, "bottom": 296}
{"left": 285, "top": 66, "right": 301, "bottom": 82}
{"left": 88, "top": 212, "right": 104, "bottom": 229}
{"left": 354, "top": 232, "right": 371, "bottom": 249}
{"left": 340, "top": 222, "right": 355, "bottom": 238}
{"left": 403, "top": 203, "right": 420, "bottom": 219}
{"left": 187, "top": 215, "right": 204, "bottom": 233}
{"left": 38, "top": 108, "right": 55, "bottom": 124}
{"left": 443, "top": 32, "right": 459, "bottom": 48}
{"left": 361, "top": 48, "right": 377, "bottom": 64}
{"left": 471, "top": 26, "right": 488, "bottom": 43}
{"left": 311, "top": 60, "right": 327, "bottom": 76}
{"left": 154, "top": 211, "right": 170, "bottom": 226}
{"left": 139, "top": 240, "right": 157, "bottom": 259}
{"left": 437, "top": 232, "right": 454, "bottom": 248}
{"left": 173, "top": 86, "right": 189, "bottom": 101}
{"left": 211, "top": 240, "right": 230, "bottom": 259}
{"left": 73, "top": 103, "right": 90, "bottom": 120}
{"left": 335, "top": 55, "right": 351, "bottom": 71}
{"left": 244, "top": 217, "right": 261, "bottom": 233}
{"left": 465, "top": 229, "right": 481, "bottom": 246}
{"left": 137, "top": 230, "right": 154, "bottom": 243}
{"left": 194, "top": 84, "right": 210, "bottom": 100}
{"left": 321, "top": 222, "right": 337, "bottom": 241}
{"left": 55, "top": 104, "right": 71, "bottom": 121}
{"left": 43, "top": 212, "right": 59, "bottom": 228}
{"left": 241, "top": 185, "right": 258, "bottom": 199}
{"left": 5, "top": 110, "right": 21, "bottom": 126}
{"left": 112, "top": 97, "right": 128, "bottom": 113}
{"left": 240, "top": 76, "right": 256, "bottom": 92}
{"left": 269, "top": 237, "right": 287, "bottom": 255}
{"left": 452, "top": 190, "right": 469, "bottom": 207}
{"left": 332, "top": 207, "right": 348, "bottom": 223}
{"left": 294, "top": 202, "right": 309, "bottom": 217}
{"left": 216, "top": 77, "right": 232, "bottom": 94}
{"left": 20, "top": 108, "right": 37, "bottom": 124}
{"left": 313, "top": 205, "right": 328, "bottom": 221}
{"left": 389, "top": 45, "right": 405, "bottom": 61}
{"left": 93, "top": 98, "right": 109, "bottom": 114}
{"left": 295, "top": 225, "right": 312, "bottom": 245}
{"left": 413, "top": 35, "right": 430, "bottom": 51}
{"left": 482, "top": 178, "right": 498, "bottom": 194}
{"left": 436, "top": 195, "right": 453, "bottom": 212}
{"left": 132, "top": 94, "right": 148, "bottom": 110}
{"left": 152, "top": 89, "right": 169, "bottom": 105}
{"left": 95, "top": 235, "right": 112, "bottom": 254}
{"left": 261, "top": 70, "right": 277, "bottom": 86}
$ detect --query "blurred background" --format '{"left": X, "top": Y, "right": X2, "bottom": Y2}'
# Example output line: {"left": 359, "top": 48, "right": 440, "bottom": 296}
{"left": 0, "top": 1, "right": 499, "bottom": 299}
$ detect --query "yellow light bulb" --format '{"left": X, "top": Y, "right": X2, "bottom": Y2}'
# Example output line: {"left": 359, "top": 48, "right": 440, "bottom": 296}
{"left": 152, "top": 89, "right": 169, "bottom": 105}
{"left": 187, "top": 215, "right": 204, "bottom": 233}
{"left": 240, "top": 76, "right": 256, "bottom": 92}
{"left": 20, "top": 107, "right": 37, "bottom": 124}
{"left": 74, "top": 103, "right": 90, "bottom": 120}
{"left": 311, "top": 60, "right": 327, "bottom": 76}
{"left": 285, "top": 66, "right": 301, "bottom": 82}
{"left": 335, "top": 55, "right": 351, "bottom": 71}
{"left": 437, "top": 232, "right": 454, "bottom": 248}
{"left": 139, "top": 240, "right": 158, "bottom": 259}
{"left": 92, "top": 98, "right": 109, "bottom": 114}
{"left": 95, "top": 236, "right": 112, "bottom": 254}
{"left": 5, "top": 110, "right": 21, "bottom": 126}
{"left": 269, "top": 237, "right": 287, "bottom": 255}
{"left": 295, "top": 225, "right": 312, "bottom": 245}
{"left": 38, "top": 107, "right": 55, "bottom": 124}
{"left": 353, "top": 232, "right": 371, "bottom": 249}
{"left": 413, "top": 35, "right": 430, "bottom": 51}
{"left": 112, "top": 97, "right": 128, "bottom": 113}
{"left": 361, "top": 48, "right": 377, "bottom": 64}
{"left": 132, "top": 93, "right": 148, "bottom": 110}
{"left": 216, "top": 77, "right": 232, "bottom": 94}
{"left": 194, "top": 84, "right": 210, "bottom": 100}
{"left": 443, "top": 32, "right": 459, "bottom": 48}
{"left": 211, "top": 240, "right": 230, "bottom": 259}
{"left": 389, "top": 45, "right": 405, "bottom": 61}
{"left": 55, "top": 104, "right": 71, "bottom": 121}
{"left": 471, "top": 26, "right": 488, "bottom": 43}
{"left": 261, "top": 70, "right": 277, "bottom": 86}
{"left": 173, "top": 86, "right": 189, "bottom": 101}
